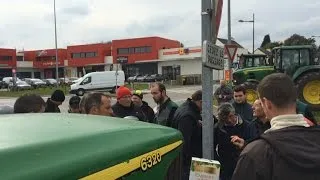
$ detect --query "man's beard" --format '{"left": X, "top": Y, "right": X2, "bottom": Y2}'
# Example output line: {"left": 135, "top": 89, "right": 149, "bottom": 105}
{"left": 154, "top": 96, "right": 165, "bottom": 104}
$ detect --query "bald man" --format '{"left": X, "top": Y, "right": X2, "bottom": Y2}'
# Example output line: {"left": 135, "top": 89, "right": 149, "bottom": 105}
{"left": 214, "top": 80, "right": 233, "bottom": 105}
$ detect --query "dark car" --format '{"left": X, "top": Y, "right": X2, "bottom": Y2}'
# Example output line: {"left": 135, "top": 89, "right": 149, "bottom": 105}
{"left": 0, "top": 81, "right": 6, "bottom": 89}
{"left": 25, "top": 79, "right": 46, "bottom": 89}
{"left": 44, "top": 79, "right": 58, "bottom": 87}
{"left": 145, "top": 74, "right": 164, "bottom": 82}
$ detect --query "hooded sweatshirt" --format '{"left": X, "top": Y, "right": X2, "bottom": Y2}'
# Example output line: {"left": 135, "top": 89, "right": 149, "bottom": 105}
{"left": 232, "top": 114, "right": 320, "bottom": 180}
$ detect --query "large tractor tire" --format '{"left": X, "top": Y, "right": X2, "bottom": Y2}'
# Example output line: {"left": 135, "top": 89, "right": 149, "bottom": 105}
{"left": 296, "top": 72, "right": 320, "bottom": 111}
{"left": 243, "top": 81, "right": 259, "bottom": 105}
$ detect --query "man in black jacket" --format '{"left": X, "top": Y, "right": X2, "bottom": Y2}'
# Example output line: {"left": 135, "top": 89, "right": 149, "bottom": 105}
{"left": 214, "top": 103, "right": 256, "bottom": 180}
{"left": 232, "top": 85, "right": 253, "bottom": 121}
{"left": 45, "top": 90, "right": 65, "bottom": 113}
{"left": 172, "top": 90, "right": 203, "bottom": 180}
{"left": 232, "top": 73, "right": 320, "bottom": 180}
{"left": 131, "top": 90, "right": 155, "bottom": 123}
{"left": 112, "top": 86, "right": 146, "bottom": 121}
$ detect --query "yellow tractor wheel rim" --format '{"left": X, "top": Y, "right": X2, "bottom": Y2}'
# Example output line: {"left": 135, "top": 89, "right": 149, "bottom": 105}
{"left": 246, "top": 89, "right": 258, "bottom": 104}
{"left": 302, "top": 80, "right": 320, "bottom": 105}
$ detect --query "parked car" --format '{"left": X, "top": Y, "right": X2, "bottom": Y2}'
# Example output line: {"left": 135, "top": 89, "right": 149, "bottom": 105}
{"left": 44, "top": 79, "right": 58, "bottom": 87}
{"left": 0, "top": 81, "right": 6, "bottom": 89}
{"left": 25, "top": 79, "right": 46, "bottom": 89}
{"left": 137, "top": 75, "right": 149, "bottom": 82}
{"left": 145, "top": 74, "right": 165, "bottom": 82}
{"left": 2, "top": 77, "right": 22, "bottom": 89}
{"left": 8, "top": 81, "right": 32, "bottom": 91}
{"left": 127, "top": 75, "right": 141, "bottom": 82}
{"left": 58, "top": 78, "right": 75, "bottom": 85}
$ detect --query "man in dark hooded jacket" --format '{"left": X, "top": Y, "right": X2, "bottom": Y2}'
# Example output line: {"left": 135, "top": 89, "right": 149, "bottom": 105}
{"left": 172, "top": 90, "right": 203, "bottom": 180}
{"left": 45, "top": 90, "right": 65, "bottom": 113}
{"left": 131, "top": 90, "right": 155, "bottom": 123}
{"left": 232, "top": 73, "right": 320, "bottom": 180}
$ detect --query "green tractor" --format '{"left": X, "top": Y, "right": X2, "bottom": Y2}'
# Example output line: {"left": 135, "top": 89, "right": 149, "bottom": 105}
{"left": 233, "top": 45, "right": 320, "bottom": 110}
{"left": 232, "top": 54, "right": 275, "bottom": 104}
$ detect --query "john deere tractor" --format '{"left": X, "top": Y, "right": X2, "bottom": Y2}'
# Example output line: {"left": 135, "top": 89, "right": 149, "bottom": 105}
{"left": 232, "top": 45, "right": 320, "bottom": 110}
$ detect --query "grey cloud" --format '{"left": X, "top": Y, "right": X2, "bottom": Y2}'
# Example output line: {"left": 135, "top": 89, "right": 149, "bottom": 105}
{"left": 2, "top": 0, "right": 320, "bottom": 51}
{"left": 124, "top": 15, "right": 185, "bottom": 36}
{"left": 59, "top": 4, "right": 91, "bottom": 16}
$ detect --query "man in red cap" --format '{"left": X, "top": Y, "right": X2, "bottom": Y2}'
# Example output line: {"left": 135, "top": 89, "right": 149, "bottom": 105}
{"left": 112, "top": 86, "right": 146, "bottom": 121}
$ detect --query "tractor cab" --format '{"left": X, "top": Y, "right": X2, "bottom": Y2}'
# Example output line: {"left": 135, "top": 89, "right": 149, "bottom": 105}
{"left": 272, "top": 45, "right": 316, "bottom": 76}
{"left": 271, "top": 45, "right": 320, "bottom": 110}
{"left": 231, "top": 45, "right": 320, "bottom": 109}
{"left": 238, "top": 54, "right": 271, "bottom": 69}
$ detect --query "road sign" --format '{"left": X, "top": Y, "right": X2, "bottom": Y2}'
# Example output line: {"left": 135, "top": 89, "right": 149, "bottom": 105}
{"left": 202, "top": 40, "right": 224, "bottom": 70}
{"left": 12, "top": 69, "right": 16, "bottom": 74}
{"left": 225, "top": 70, "right": 231, "bottom": 81}
{"left": 225, "top": 44, "right": 238, "bottom": 62}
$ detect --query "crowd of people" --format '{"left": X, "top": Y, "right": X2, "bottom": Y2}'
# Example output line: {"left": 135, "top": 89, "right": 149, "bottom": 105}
{"left": 1, "top": 73, "right": 319, "bottom": 180}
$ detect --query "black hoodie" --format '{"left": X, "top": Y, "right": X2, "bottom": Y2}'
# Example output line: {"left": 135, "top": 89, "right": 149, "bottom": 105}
{"left": 232, "top": 126, "right": 320, "bottom": 180}
{"left": 112, "top": 102, "right": 146, "bottom": 122}
{"left": 140, "top": 101, "right": 155, "bottom": 123}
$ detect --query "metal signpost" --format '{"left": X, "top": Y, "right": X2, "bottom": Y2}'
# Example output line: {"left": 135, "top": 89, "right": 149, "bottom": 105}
{"left": 54, "top": 0, "right": 59, "bottom": 87}
{"left": 201, "top": 0, "right": 224, "bottom": 160}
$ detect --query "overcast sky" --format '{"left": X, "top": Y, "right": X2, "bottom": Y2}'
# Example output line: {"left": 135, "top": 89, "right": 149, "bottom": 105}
{"left": 0, "top": 0, "right": 319, "bottom": 51}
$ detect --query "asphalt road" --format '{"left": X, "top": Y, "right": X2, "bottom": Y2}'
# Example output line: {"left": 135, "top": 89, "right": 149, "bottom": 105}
{"left": 0, "top": 85, "right": 219, "bottom": 113}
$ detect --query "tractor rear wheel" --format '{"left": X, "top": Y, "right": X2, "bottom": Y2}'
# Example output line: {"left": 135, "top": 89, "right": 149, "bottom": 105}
{"left": 296, "top": 72, "right": 320, "bottom": 111}
{"left": 243, "top": 82, "right": 259, "bottom": 105}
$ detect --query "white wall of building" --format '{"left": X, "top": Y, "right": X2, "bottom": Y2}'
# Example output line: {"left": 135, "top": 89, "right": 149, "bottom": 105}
{"left": 158, "top": 59, "right": 201, "bottom": 75}
{"left": 158, "top": 58, "right": 224, "bottom": 81}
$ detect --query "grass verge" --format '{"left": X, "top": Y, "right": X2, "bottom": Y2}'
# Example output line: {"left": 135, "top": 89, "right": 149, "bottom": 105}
{"left": 125, "top": 83, "right": 150, "bottom": 90}
{"left": 0, "top": 86, "right": 70, "bottom": 98}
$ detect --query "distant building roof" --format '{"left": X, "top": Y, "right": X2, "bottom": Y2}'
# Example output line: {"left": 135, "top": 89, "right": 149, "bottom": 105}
{"left": 256, "top": 48, "right": 272, "bottom": 56}
{"left": 217, "top": 38, "right": 244, "bottom": 48}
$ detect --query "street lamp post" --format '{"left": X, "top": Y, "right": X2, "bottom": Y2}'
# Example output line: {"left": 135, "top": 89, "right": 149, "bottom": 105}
{"left": 239, "top": 13, "right": 255, "bottom": 54}
{"left": 54, "top": 0, "right": 59, "bottom": 87}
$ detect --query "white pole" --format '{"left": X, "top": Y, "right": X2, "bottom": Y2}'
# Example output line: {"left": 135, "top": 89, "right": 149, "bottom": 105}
{"left": 54, "top": 0, "right": 59, "bottom": 87}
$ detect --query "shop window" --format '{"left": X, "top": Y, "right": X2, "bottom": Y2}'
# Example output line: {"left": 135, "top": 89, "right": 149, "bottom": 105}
{"left": 146, "top": 46, "right": 152, "bottom": 53}
{"left": 0, "top": 56, "right": 12, "bottom": 61}
{"left": 117, "top": 48, "right": 129, "bottom": 55}
{"left": 85, "top": 52, "right": 97, "bottom": 58}
{"left": 72, "top": 53, "right": 81, "bottom": 58}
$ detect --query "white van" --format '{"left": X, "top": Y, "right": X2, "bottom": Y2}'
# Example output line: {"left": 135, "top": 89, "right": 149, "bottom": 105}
{"left": 70, "top": 71, "right": 125, "bottom": 96}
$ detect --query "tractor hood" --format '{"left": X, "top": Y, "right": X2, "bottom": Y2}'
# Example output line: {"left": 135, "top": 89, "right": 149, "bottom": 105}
{"left": 233, "top": 66, "right": 275, "bottom": 85}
